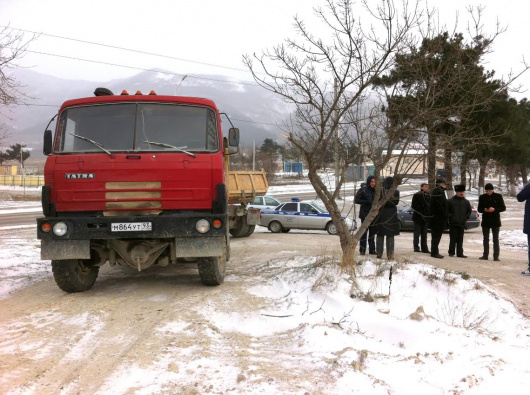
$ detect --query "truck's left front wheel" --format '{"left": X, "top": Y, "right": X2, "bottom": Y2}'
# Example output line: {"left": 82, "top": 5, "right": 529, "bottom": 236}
{"left": 197, "top": 256, "right": 226, "bottom": 286}
{"left": 51, "top": 259, "right": 99, "bottom": 293}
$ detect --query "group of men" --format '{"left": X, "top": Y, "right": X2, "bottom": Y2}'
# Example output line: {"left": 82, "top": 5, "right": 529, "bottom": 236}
{"left": 412, "top": 179, "right": 506, "bottom": 260}
{"left": 355, "top": 175, "right": 530, "bottom": 276}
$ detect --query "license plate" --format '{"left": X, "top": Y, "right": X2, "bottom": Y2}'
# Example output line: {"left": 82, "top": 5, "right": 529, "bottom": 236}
{"left": 111, "top": 222, "right": 152, "bottom": 232}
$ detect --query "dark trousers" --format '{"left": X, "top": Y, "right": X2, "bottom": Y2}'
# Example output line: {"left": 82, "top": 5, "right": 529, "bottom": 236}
{"left": 448, "top": 225, "right": 465, "bottom": 256}
{"left": 413, "top": 221, "right": 429, "bottom": 251}
{"left": 430, "top": 227, "right": 443, "bottom": 256}
{"left": 482, "top": 226, "right": 500, "bottom": 259}
{"left": 376, "top": 234, "right": 395, "bottom": 259}
{"left": 527, "top": 234, "right": 530, "bottom": 270}
{"left": 359, "top": 218, "right": 376, "bottom": 254}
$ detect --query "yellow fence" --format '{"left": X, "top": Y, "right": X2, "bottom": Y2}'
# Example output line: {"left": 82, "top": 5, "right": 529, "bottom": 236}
{"left": 0, "top": 175, "right": 45, "bottom": 187}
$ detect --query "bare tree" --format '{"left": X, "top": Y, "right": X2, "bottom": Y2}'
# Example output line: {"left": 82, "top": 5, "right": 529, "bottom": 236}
{"left": 0, "top": 26, "right": 35, "bottom": 145}
{"left": 244, "top": 0, "right": 426, "bottom": 267}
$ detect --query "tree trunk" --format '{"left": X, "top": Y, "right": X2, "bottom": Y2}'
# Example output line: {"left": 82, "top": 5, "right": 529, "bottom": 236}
{"left": 427, "top": 129, "right": 436, "bottom": 187}
{"left": 444, "top": 149, "right": 453, "bottom": 188}
{"left": 459, "top": 153, "right": 469, "bottom": 189}
{"left": 506, "top": 165, "right": 518, "bottom": 196}
{"left": 521, "top": 165, "right": 528, "bottom": 185}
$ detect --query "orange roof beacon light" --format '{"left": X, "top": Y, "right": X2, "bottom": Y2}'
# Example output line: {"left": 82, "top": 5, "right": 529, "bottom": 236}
{"left": 121, "top": 90, "right": 129, "bottom": 95}
{"left": 135, "top": 90, "right": 143, "bottom": 95}
{"left": 149, "top": 90, "right": 157, "bottom": 95}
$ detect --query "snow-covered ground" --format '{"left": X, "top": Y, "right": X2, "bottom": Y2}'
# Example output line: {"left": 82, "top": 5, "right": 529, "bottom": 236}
{"left": 1, "top": 180, "right": 529, "bottom": 394}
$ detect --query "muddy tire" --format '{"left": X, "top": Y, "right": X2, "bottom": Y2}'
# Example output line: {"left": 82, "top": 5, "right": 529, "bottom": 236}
{"left": 197, "top": 256, "right": 226, "bottom": 286}
{"left": 268, "top": 220, "right": 283, "bottom": 233}
{"left": 245, "top": 225, "right": 256, "bottom": 237}
{"left": 326, "top": 221, "right": 338, "bottom": 235}
{"left": 229, "top": 216, "right": 253, "bottom": 238}
{"left": 51, "top": 259, "right": 99, "bottom": 293}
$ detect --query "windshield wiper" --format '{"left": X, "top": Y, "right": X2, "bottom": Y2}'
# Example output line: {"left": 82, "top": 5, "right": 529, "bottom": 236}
{"left": 70, "top": 133, "right": 113, "bottom": 157}
{"left": 143, "top": 141, "right": 196, "bottom": 157}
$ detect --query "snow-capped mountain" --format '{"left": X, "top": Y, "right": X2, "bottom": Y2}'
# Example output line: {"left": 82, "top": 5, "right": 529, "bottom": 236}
{"left": 5, "top": 68, "right": 291, "bottom": 156}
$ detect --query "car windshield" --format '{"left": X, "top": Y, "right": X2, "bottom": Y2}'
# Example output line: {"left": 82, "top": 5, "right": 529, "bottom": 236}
{"left": 55, "top": 103, "right": 219, "bottom": 153}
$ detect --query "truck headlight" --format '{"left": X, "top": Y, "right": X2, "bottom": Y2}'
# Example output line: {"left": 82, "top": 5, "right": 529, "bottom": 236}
{"left": 53, "top": 222, "right": 68, "bottom": 236}
{"left": 196, "top": 219, "right": 210, "bottom": 233}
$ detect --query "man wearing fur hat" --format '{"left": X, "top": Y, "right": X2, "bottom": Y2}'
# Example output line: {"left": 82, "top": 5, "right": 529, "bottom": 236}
{"left": 478, "top": 183, "right": 506, "bottom": 261}
{"left": 447, "top": 185, "right": 471, "bottom": 258}
{"left": 430, "top": 178, "right": 449, "bottom": 259}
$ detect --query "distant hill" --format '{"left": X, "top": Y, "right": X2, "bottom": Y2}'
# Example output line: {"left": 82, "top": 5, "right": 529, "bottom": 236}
{"left": 4, "top": 69, "right": 291, "bottom": 156}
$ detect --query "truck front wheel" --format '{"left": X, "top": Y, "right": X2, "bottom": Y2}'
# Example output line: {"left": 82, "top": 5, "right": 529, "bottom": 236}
{"left": 197, "top": 256, "right": 226, "bottom": 286}
{"left": 51, "top": 259, "right": 99, "bottom": 293}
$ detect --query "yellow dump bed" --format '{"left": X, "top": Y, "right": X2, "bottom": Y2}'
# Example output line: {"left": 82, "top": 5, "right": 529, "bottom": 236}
{"left": 227, "top": 170, "right": 268, "bottom": 204}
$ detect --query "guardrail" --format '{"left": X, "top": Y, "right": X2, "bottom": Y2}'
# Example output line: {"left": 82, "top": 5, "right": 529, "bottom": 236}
{"left": 0, "top": 175, "right": 45, "bottom": 187}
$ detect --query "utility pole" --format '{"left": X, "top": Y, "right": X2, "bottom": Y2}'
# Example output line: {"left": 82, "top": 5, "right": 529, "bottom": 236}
{"left": 20, "top": 143, "right": 26, "bottom": 171}
{"left": 253, "top": 141, "right": 256, "bottom": 171}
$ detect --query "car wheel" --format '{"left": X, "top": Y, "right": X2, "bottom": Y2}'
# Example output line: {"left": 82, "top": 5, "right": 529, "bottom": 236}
{"left": 52, "top": 259, "right": 99, "bottom": 293}
{"left": 326, "top": 221, "right": 338, "bottom": 235}
{"left": 269, "top": 221, "right": 283, "bottom": 233}
{"left": 281, "top": 228, "right": 290, "bottom": 233}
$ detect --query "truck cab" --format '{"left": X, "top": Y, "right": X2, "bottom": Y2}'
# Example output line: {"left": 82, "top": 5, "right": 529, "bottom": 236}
{"left": 38, "top": 88, "right": 239, "bottom": 292}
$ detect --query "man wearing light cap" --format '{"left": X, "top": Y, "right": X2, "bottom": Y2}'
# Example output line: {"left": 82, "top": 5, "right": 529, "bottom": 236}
{"left": 478, "top": 183, "right": 506, "bottom": 261}
{"left": 447, "top": 184, "right": 471, "bottom": 258}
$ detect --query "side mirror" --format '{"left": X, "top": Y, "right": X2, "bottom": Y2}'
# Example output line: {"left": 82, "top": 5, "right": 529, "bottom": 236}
{"left": 43, "top": 130, "right": 53, "bottom": 156}
{"left": 228, "top": 128, "right": 239, "bottom": 147}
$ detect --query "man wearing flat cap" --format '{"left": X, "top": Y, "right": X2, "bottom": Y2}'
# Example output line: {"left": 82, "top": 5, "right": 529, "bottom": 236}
{"left": 447, "top": 184, "right": 471, "bottom": 258}
{"left": 478, "top": 183, "right": 506, "bottom": 261}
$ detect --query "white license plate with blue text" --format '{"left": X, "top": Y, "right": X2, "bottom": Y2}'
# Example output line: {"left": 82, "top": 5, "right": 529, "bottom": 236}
{"left": 111, "top": 222, "right": 152, "bottom": 232}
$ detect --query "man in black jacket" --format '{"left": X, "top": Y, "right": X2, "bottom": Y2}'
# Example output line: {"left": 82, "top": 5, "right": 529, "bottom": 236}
{"left": 430, "top": 178, "right": 448, "bottom": 259}
{"left": 355, "top": 175, "right": 376, "bottom": 255}
{"left": 447, "top": 185, "right": 471, "bottom": 258}
{"left": 478, "top": 183, "right": 506, "bottom": 261}
{"left": 411, "top": 183, "right": 430, "bottom": 253}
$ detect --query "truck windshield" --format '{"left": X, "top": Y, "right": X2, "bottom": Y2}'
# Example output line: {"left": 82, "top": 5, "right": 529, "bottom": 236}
{"left": 56, "top": 103, "right": 219, "bottom": 153}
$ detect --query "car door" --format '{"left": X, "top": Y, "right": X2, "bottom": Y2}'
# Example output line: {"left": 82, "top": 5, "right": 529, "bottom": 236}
{"left": 248, "top": 196, "right": 264, "bottom": 210}
{"left": 277, "top": 202, "right": 299, "bottom": 228}
{"left": 263, "top": 196, "right": 281, "bottom": 210}
{"left": 299, "top": 203, "right": 324, "bottom": 229}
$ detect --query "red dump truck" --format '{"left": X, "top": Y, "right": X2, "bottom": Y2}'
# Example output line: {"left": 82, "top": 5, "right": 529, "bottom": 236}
{"left": 37, "top": 88, "right": 268, "bottom": 292}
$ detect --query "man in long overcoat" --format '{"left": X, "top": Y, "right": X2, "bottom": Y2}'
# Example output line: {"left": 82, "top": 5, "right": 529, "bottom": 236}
{"left": 411, "top": 183, "right": 430, "bottom": 253}
{"left": 478, "top": 183, "right": 506, "bottom": 261}
{"left": 447, "top": 185, "right": 471, "bottom": 258}
{"left": 517, "top": 183, "right": 530, "bottom": 275}
{"left": 429, "top": 178, "right": 448, "bottom": 259}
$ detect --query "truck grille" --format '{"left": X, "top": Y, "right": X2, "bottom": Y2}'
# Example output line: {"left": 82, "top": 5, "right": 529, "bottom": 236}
{"left": 104, "top": 181, "right": 162, "bottom": 216}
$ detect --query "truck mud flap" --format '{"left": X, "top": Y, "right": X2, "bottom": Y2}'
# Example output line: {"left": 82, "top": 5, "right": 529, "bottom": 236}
{"left": 175, "top": 236, "right": 225, "bottom": 258}
{"left": 246, "top": 208, "right": 261, "bottom": 225}
{"left": 41, "top": 239, "right": 90, "bottom": 260}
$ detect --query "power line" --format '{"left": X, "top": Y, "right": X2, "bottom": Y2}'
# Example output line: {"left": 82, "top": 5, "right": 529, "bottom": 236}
{"left": 23, "top": 49, "right": 260, "bottom": 87}
{"left": 2, "top": 25, "right": 252, "bottom": 74}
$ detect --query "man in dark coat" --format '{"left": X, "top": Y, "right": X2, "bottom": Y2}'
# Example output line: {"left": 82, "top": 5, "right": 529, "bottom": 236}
{"left": 447, "top": 185, "right": 471, "bottom": 258}
{"left": 411, "top": 183, "right": 430, "bottom": 253}
{"left": 517, "top": 183, "right": 530, "bottom": 275}
{"left": 355, "top": 175, "right": 376, "bottom": 255}
{"left": 429, "top": 178, "right": 448, "bottom": 259}
{"left": 374, "top": 176, "right": 400, "bottom": 259}
{"left": 478, "top": 183, "right": 506, "bottom": 261}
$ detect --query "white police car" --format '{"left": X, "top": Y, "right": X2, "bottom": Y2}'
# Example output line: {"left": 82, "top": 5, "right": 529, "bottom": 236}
{"left": 259, "top": 198, "right": 355, "bottom": 235}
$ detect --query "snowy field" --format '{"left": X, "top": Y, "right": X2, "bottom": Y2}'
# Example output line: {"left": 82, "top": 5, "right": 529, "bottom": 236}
{"left": 1, "top": 181, "right": 529, "bottom": 394}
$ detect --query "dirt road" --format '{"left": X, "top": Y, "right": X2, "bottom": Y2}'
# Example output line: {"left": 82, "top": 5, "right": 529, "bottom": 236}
{"left": 0, "top": 199, "right": 528, "bottom": 394}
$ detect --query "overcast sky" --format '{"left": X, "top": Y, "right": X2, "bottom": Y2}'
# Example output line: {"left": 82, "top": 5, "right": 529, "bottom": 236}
{"left": 1, "top": 0, "right": 529, "bottom": 99}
